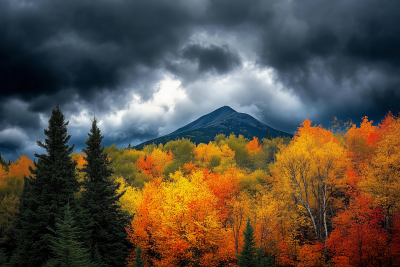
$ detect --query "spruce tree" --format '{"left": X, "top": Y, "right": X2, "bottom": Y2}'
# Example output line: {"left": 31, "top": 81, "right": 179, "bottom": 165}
{"left": 80, "top": 117, "right": 129, "bottom": 266}
{"left": 44, "top": 202, "right": 91, "bottom": 267}
{"left": 267, "top": 131, "right": 272, "bottom": 140}
{"left": 0, "top": 248, "right": 8, "bottom": 267}
{"left": 134, "top": 246, "right": 144, "bottom": 267}
{"left": 257, "top": 248, "right": 275, "bottom": 267}
{"left": 11, "top": 104, "right": 80, "bottom": 266}
{"left": 237, "top": 219, "right": 258, "bottom": 267}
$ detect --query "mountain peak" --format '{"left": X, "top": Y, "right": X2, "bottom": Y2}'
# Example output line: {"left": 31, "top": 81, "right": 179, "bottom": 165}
{"left": 166, "top": 106, "right": 237, "bottom": 136}
{"left": 216, "top": 106, "right": 237, "bottom": 113}
{"left": 135, "top": 106, "right": 293, "bottom": 149}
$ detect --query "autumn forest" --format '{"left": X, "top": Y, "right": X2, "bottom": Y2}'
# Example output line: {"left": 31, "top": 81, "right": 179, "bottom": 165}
{"left": 1, "top": 105, "right": 400, "bottom": 267}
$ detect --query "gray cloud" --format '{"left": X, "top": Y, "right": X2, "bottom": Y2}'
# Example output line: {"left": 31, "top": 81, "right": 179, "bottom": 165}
{"left": 182, "top": 44, "right": 241, "bottom": 74}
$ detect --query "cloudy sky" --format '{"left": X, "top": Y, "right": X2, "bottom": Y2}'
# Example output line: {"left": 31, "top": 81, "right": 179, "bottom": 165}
{"left": 1, "top": 0, "right": 400, "bottom": 161}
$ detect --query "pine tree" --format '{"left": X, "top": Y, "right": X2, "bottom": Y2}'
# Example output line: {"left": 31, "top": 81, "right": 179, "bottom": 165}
{"left": 237, "top": 219, "right": 258, "bottom": 267}
{"left": 11, "top": 104, "right": 80, "bottom": 266}
{"left": 128, "top": 143, "right": 132, "bottom": 149}
{"left": 134, "top": 246, "right": 144, "bottom": 267}
{"left": 80, "top": 117, "right": 130, "bottom": 266}
{"left": 267, "top": 131, "right": 272, "bottom": 140}
{"left": 44, "top": 202, "right": 91, "bottom": 267}
{"left": 0, "top": 154, "right": 8, "bottom": 171}
{"left": 0, "top": 248, "right": 9, "bottom": 267}
{"left": 256, "top": 248, "right": 275, "bottom": 267}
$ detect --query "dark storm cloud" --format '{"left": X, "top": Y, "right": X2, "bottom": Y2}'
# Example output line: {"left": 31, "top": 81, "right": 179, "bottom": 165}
{"left": 257, "top": 0, "right": 400, "bottom": 122}
{"left": 0, "top": 99, "right": 41, "bottom": 131}
{"left": 0, "top": 0, "right": 194, "bottom": 100}
{"left": 182, "top": 44, "right": 241, "bottom": 74}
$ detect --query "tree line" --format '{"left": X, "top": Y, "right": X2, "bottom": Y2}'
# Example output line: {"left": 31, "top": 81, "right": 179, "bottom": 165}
{"left": 1, "top": 105, "right": 400, "bottom": 266}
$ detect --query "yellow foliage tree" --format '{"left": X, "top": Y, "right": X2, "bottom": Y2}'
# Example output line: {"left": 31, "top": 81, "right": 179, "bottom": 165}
{"left": 194, "top": 142, "right": 222, "bottom": 166}
{"left": 253, "top": 192, "right": 280, "bottom": 249}
{"left": 115, "top": 176, "right": 142, "bottom": 216}
{"left": 272, "top": 119, "right": 346, "bottom": 251}
{"left": 230, "top": 191, "right": 251, "bottom": 253}
{"left": 194, "top": 142, "right": 235, "bottom": 168}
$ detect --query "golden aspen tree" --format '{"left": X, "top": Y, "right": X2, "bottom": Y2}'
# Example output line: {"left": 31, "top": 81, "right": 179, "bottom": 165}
{"left": 230, "top": 191, "right": 251, "bottom": 253}
{"left": 273, "top": 119, "right": 345, "bottom": 252}
{"left": 252, "top": 192, "right": 280, "bottom": 249}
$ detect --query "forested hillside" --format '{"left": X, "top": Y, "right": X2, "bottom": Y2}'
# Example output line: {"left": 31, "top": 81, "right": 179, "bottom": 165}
{"left": 1, "top": 107, "right": 400, "bottom": 266}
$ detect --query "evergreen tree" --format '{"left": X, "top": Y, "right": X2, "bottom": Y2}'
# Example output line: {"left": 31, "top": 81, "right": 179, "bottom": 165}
{"left": 0, "top": 248, "right": 9, "bottom": 267}
{"left": 80, "top": 117, "right": 130, "bottom": 266}
{"left": 11, "top": 104, "right": 80, "bottom": 266}
{"left": 267, "top": 131, "right": 272, "bottom": 140}
{"left": 256, "top": 248, "right": 275, "bottom": 267}
{"left": 134, "top": 246, "right": 144, "bottom": 267}
{"left": 237, "top": 219, "right": 258, "bottom": 267}
{"left": 44, "top": 202, "right": 91, "bottom": 267}
{"left": 0, "top": 153, "right": 8, "bottom": 171}
{"left": 128, "top": 143, "right": 132, "bottom": 149}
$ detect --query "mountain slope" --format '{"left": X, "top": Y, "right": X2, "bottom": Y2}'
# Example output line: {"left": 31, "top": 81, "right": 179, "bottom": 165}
{"left": 166, "top": 106, "right": 237, "bottom": 136}
{"left": 134, "top": 106, "right": 293, "bottom": 149}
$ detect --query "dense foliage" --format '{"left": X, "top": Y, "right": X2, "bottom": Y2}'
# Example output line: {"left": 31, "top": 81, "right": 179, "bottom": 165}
{"left": 1, "top": 108, "right": 400, "bottom": 266}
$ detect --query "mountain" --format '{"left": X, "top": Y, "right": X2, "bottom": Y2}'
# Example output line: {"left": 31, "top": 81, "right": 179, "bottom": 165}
{"left": 134, "top": 106, "right": 293, "bottom": 149}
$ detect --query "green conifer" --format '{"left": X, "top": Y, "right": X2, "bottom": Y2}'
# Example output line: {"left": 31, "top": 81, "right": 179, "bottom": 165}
{"left": 80, "top": 117, "right": 130, "bottom": 266}
{"left": 134, "top": 246, "right": 144, "bottom": 267}
{"left": 44, "top": 202, "right": 91, "bottom": 267}
{"left": 256, "top": 247, "right": 275, "bottom": 267}
{"left": 11, "top": 104, "right": 80, "bottom": 266}
{"left": 237, "top": 219, "right": 258, "bottom": 267}
{"left": 0, "top": 248, "right": 9, "bottom": 267}
{"left": 267, "top": 131, "right": 272, "bottom": 140}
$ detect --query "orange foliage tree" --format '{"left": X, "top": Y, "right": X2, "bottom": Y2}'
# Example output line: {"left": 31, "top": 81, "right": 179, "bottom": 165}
{"left": 7, "top": 155, "right": 35, "bottom": 180}
{"left": 71, "top": 153, "right": 87, "bottom": 182}
{"left": 359, "top": 114, "right": 400, "bottom": 231}
{"left": 328, "top": 196, "right": 390, "bottom": 267}
{"left": 126, "top": 170, "right": 237, "bottom": 267}
{"left": 246, "top": 137, "right": 262, "bottom": 153}
{"left": 135, "top": 149, "right": 173, "bottom": 179}
{"left": 346, "top": 116, "right": 380, "bottom": 167}
{"left": 0, "top": 155, "right": 35, "bottom": 248}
